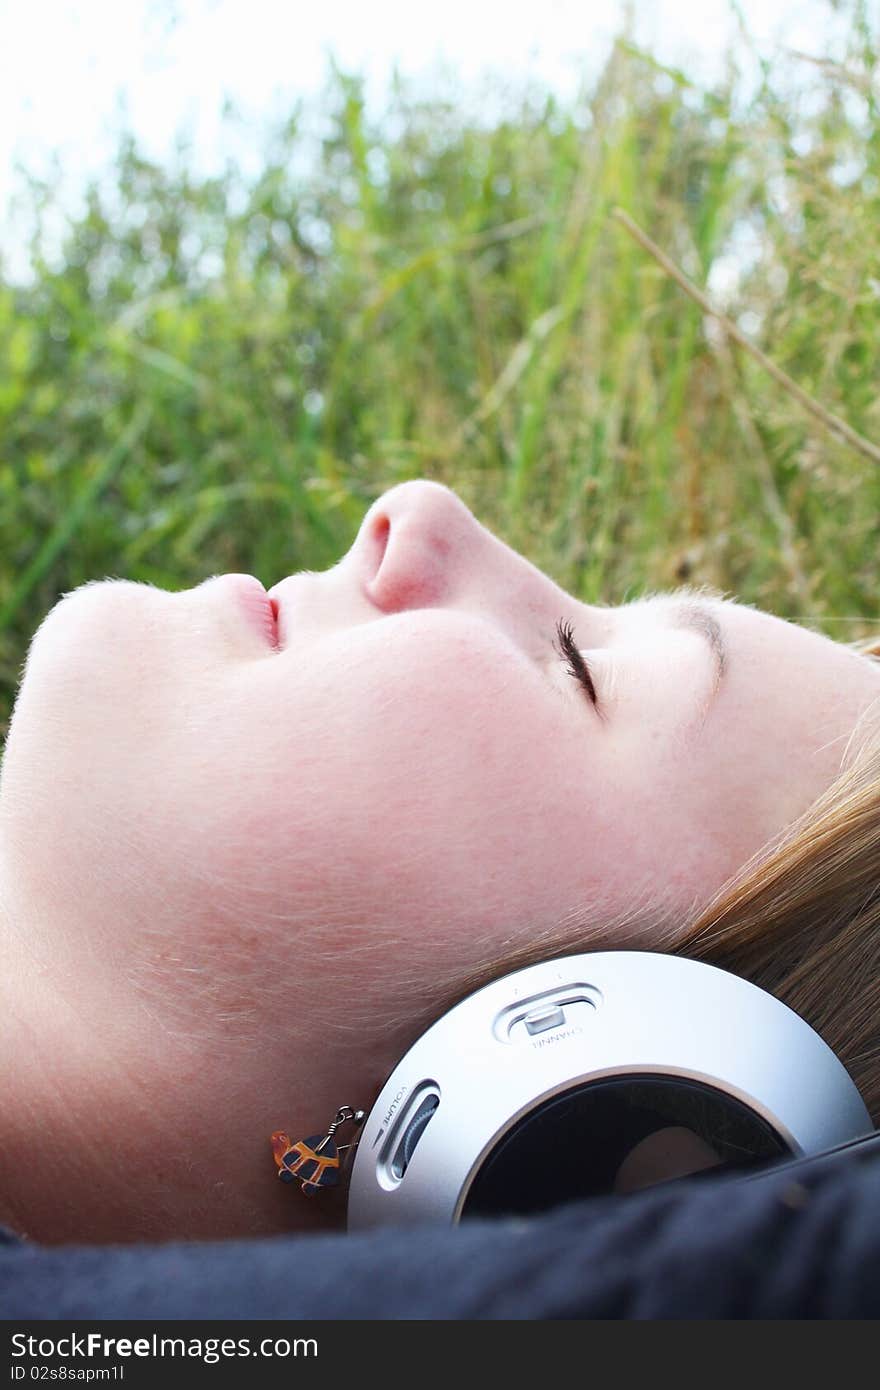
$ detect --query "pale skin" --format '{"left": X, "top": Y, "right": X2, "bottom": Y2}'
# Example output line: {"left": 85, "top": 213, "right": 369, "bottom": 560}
{"left": 0, "top": 479, "right": 878, "bottom": 1244}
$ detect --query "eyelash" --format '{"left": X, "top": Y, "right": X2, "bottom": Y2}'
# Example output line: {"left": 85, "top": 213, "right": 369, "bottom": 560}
{"left": 554, "top": 617, "right": 598, "bottom": 707}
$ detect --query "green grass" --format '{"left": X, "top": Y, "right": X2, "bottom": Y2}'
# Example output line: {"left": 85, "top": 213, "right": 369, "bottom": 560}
{"left": 2, "top": 4, "right": 879, "bottom": 738}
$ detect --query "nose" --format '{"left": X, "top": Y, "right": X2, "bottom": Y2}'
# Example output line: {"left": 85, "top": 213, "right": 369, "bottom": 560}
{"left": 359, "top": 480, "right": 474, "bottom": 613}
{"left": 355, "top": 478, "right": 581, "bottom": 647}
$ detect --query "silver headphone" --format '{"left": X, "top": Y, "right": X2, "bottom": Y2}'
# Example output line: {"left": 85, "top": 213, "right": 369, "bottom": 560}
{"left": 347, "top": 951, "right": 874, "bottom": 1229}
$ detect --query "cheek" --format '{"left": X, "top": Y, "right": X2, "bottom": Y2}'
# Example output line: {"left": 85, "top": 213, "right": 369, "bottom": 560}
{"left": 355, "top": 623, "right": 555, "bottom": 807}
{"left": 302, "top": 625, "right": 595, "bottom": 930}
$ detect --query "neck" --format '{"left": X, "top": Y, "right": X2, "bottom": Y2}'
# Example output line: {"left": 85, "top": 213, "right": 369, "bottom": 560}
{"left": 0, "top": 913, "right": 391, "bottom": 1246}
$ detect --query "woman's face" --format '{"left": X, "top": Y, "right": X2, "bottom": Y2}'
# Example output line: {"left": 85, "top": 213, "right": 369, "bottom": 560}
{"left": 4, "top": 479, "right": 879, "bottom": 1010}
{"left": 3, "top": 478, "right": 879, "bottom": 1241}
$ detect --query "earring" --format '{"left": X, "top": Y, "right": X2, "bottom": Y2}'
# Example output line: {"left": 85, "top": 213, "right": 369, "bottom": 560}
{"left": 271, "top": 1105, "right": 365, "bottom": 1194}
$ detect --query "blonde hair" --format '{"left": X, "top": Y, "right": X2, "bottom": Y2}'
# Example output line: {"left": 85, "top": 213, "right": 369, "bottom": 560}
{"left": 670, "top": 631, "right": 880, "bottom": 1123}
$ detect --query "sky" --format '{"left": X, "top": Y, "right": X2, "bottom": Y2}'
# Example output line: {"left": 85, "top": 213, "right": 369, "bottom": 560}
{"left": 0, "top": 0, "right": 856, "bottom": 283}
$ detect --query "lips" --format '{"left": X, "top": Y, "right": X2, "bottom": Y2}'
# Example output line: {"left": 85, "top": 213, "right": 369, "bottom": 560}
{"left": 217, "top": 574, "right": 279, "bottom": 649}
{"left": 259, "top": 591, "right": 280, "bottom": 649}
{"left": 268, "top": 576, "right": 300, "bottom": 648}
{"left": 268, "top": 596, "right": 280, "bottom": 647}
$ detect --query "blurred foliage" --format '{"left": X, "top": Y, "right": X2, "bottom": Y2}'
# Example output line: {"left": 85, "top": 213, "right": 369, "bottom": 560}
{"left": 1, "top": 2, "right": 879, "bottom": 736}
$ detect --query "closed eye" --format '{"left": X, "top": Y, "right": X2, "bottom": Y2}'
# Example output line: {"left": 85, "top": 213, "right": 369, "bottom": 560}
{"left": 554, "top": 617, "right": 599, "bottom": 709}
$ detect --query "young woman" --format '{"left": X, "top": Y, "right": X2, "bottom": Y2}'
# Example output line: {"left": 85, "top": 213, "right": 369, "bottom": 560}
{"left": 1, "top": 479, "right": 878, "bottom": 1246}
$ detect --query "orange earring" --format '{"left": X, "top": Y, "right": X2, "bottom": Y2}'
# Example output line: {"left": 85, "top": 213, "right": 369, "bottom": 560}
{"left": 271, "top": 1105, "right": 365, "bottom": 1194}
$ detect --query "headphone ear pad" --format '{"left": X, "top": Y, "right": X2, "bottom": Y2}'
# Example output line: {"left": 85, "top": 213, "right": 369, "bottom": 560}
{"left": 460, "top": 1075, "right": 789, "bottom": 1219}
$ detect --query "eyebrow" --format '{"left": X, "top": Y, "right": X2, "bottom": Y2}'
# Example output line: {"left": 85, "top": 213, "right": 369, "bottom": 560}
{"left": 663, "top": 598, "right": 728, "bottom": 732}
{"left": 666, "top": 599, "right": 727, "bottom": 691}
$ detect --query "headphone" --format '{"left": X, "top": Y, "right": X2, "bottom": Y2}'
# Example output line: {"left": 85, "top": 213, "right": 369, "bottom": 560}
{"left": 346, "top": 951, "right": 876, "bottom": 1229}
